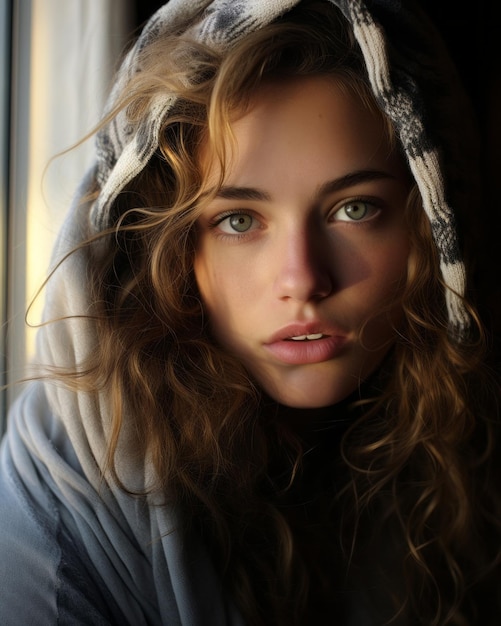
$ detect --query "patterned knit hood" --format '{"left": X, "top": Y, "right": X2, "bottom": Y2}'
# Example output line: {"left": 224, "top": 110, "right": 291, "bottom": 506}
{"left": 90, "top": 0, "right": 478, "bottom": 339}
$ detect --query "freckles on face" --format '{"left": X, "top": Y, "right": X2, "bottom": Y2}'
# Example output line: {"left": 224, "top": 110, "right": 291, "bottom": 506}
{"left": 194, "top": 75, "right": 411, "bottom": 409}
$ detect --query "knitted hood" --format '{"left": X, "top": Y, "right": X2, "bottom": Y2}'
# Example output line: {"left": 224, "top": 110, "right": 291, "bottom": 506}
{"left": 91, "top": 0, "right": 476, "bottom": 337}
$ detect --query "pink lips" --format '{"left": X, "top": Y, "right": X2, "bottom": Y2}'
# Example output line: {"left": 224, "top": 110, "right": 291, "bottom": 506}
{"left": 264, "top": 323, "right": 348, "bottom": 365}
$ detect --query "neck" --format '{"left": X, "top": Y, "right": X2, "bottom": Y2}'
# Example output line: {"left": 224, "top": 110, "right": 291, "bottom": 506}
{"left": 261, "top": 396, "right": 355, "bottom": 443}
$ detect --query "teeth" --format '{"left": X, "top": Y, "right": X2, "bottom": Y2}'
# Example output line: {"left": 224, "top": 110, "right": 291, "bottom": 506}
{"left": 290, "top": 333, "right": 323, "bottom": 341}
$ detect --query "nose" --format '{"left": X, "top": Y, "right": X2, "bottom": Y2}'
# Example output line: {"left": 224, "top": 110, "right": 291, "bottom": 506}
{"left": 273, "top": 224, "right": 333, "bottom": 302}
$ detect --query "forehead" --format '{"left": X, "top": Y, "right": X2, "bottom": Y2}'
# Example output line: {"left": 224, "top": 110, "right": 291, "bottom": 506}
{"left": 201, "top": 75, "right": 404, "bottom": 192}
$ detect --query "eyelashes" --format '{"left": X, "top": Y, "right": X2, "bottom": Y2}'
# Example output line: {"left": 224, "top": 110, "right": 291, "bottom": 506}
{"left": 211, "top": 211, "right": 260, "bottom": 235}
{"left": 208, "top": 197, "right": 382, "bottom": 238}
{"left": 329, "top": 199, "right": 381, "bottom": 223}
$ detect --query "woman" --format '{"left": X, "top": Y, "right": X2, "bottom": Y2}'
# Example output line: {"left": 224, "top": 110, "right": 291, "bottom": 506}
{"left": 1, "top": 1, "right": 499, "bottom": 624}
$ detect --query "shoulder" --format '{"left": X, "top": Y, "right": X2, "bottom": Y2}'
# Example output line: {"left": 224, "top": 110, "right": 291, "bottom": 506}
{"left": 0, "top": 386, "right": 134, "bottom": 625}
{"left": 0, "top": 382, "right": 243, "bottom": 625}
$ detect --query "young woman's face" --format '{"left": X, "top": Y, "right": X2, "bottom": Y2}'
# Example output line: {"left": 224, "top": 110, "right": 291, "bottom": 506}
{"left": 194, "top": 76, "right": 411, "bottom": 408}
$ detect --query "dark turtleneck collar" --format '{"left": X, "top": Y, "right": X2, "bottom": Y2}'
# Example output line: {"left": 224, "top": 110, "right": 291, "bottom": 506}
{"left": 259, "top": 365, "right": 388, "bottom": 446}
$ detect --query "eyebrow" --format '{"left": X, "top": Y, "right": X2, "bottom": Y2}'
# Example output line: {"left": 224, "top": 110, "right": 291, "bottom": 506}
{"left": 215, "top": 186, "right": 272, "bottom": 201}
{"left": 317, "top": 169, "right": 396, "bottom": 196}
{"left": 214, "top": 169, "right": 396, "bottom": 202}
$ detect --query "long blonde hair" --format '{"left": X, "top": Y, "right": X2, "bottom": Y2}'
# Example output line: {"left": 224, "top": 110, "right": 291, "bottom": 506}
{"left": 51, "top": 1, "right": 501, "bottom": 624}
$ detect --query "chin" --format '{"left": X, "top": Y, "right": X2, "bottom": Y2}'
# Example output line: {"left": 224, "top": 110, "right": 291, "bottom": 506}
{"left": 262, "top": 382, "right": 359, "bottom": 409}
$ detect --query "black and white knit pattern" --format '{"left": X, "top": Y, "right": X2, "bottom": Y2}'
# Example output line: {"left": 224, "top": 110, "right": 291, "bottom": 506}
{"left": 91, "top": 0, "right": 469, "bottom": 337}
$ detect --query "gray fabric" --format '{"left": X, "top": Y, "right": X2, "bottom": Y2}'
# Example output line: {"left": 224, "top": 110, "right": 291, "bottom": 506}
{"left": 0, "top": 1, "right": 474, "bottom": 623}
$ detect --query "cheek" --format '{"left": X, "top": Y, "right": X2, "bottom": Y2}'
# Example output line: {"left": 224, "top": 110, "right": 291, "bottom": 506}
{"left": 194, "top": 256, "right": 221, "bottom": 316}
{"left": 194, "top": 251, "right": 247, "bottom": 334}
{"left": 358, "top": 238, "right": 409, "bottom": 338}
{"left": 195, "top": 238, "right": 268, "bottom": 306}
{"left": 366, "top": 228, "right": 410, "bottom": 288}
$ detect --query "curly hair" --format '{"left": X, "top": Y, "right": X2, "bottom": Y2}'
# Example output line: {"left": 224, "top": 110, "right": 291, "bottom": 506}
{"left": 51, "top": 1, "right": 501, "bottom": 624}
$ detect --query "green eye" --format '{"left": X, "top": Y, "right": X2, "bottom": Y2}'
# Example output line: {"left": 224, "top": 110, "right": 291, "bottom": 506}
{"left": 213, "top": 211, "right": 260, "bottom": 236}
{"left": 332, "top": 200, "right": 379, "bottom": 223}
{"left": 343, "top": 201, "right": 369, "bottom": 221}
{"left": 228, "top": 214, "right": 253, "bottom": 232}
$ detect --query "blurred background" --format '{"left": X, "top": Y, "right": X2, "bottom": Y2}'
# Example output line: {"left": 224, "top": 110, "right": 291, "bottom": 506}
{"left": 0, "top": 0, "right": 499, "bottom": 433}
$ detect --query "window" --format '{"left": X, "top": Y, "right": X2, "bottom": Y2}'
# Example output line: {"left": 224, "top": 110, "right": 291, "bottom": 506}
{"left": 0, "top": 0, "right": 11, "bottom": 433}
{"left": 2, "top": 0, "right": 133, "bottom": 432}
